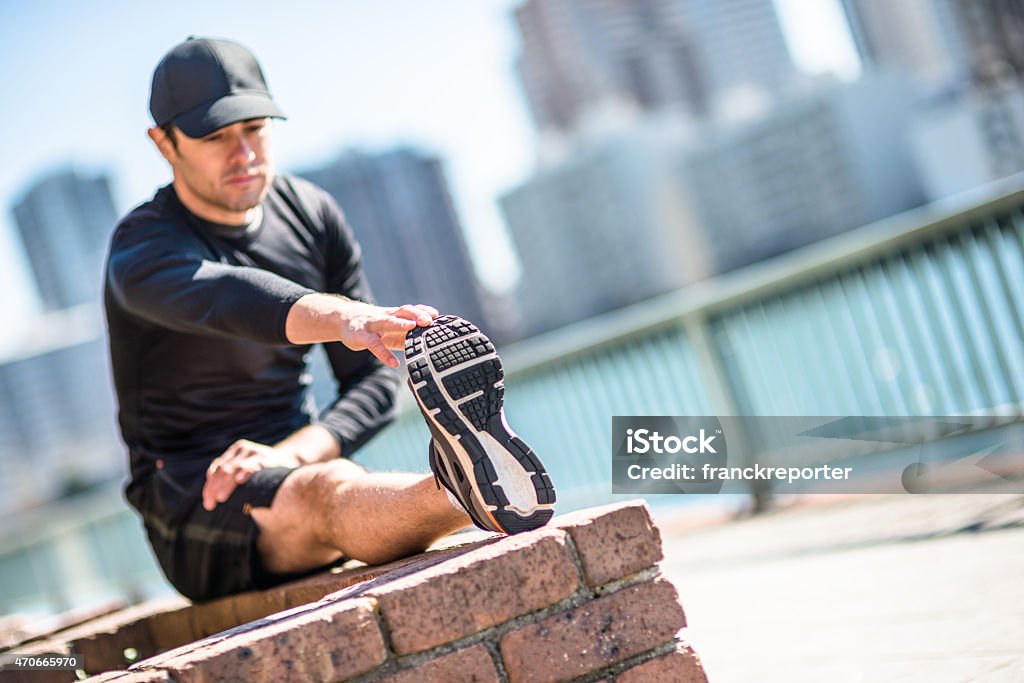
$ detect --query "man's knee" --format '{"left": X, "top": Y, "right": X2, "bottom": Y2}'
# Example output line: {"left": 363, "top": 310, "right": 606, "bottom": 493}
{"left": 251, "top": 459, "right": 366, "bottom": 573}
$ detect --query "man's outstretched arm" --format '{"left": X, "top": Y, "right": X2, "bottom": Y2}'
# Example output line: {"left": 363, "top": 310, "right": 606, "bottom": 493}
{"left": 284, "top": 293, "right": 435, "bottom": 368}
{"left": 108, "top": 221, "right": 432, "bottom": 360}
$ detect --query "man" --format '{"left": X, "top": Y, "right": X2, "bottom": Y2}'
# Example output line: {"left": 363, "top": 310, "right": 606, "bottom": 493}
{"left": 105, "top": 37, "right": 555, "bottom": 602}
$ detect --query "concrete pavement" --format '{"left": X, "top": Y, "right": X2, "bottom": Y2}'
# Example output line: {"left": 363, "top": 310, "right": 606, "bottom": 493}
{"left": 654, "top": 491, "right": 1024, "bottom": 682}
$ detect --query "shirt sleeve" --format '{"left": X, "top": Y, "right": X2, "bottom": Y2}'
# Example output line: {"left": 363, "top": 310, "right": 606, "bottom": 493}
{"left": 107, "top": 219, "right": 314, "bottom": 344}
{"left": 306, "top": 187, "right": 401, "bottom": 456}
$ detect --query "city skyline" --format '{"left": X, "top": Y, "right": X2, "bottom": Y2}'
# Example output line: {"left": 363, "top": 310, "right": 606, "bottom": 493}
{"left": 0, "top": 0, "right": 859, "bottom": 355}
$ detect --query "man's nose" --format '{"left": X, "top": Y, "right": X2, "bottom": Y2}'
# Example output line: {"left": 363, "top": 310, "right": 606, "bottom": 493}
{"left": 230, "top": 137, "right": 256, "bottom": 163}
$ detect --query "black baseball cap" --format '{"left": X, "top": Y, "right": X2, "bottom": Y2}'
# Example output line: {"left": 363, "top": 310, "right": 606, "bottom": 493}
{"left": 149, "top": 37, "right": 286, "bottom": 139}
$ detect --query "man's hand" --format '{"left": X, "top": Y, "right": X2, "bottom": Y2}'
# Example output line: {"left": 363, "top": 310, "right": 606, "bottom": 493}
{"left": 285, "top": 295, "right": 439, "bottom": 367}
{"left": 339, "top": 301, "right": 439, "bottom": 367}
{"left": 202, "top": 439, "right": 300, "bottom": 511}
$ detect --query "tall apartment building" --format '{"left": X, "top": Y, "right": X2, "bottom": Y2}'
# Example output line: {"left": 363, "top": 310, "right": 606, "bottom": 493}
{"left": 839, "top": 0, "right": 967, "bottom": 89}
{"left": 682, "top": 73, "right": 926, "bottom": 271}
{"left": 840, "top": 0, "right": 1024, "bottom": 90}
{"left": 12, "top": 168, "right": 118, "bottom": 311}
{"left": 297, "top": 147, "right": 492, "bottom": 336}
{"left": 910, "top": 80, "right": 1024, "bottom": 200}
{"left": 678, "top": 0, "right": 797, "bottom": 116}
{"left": 842, "top": 0, "right": 1024, "bottom": 199}
{"left": 512, "top": 0, "right": 796, "bottom": 135}
{"left": 499, "top": 122, "right": 710, "bottom": 337}
{"left": 0, "top": 305, "right": 122, "bottom": 514}
{"left": 952, "top": 0, "right": 1024, "bottom": 85}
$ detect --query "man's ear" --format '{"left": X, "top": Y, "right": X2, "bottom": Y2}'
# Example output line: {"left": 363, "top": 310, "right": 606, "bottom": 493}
{"left": 148, "top": 126, "right": 177, "bottom": 163}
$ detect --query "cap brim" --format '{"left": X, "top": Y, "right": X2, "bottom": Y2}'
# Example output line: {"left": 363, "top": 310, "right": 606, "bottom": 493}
{"left": 173, "top": 92, "right": 286, "bottom": 138}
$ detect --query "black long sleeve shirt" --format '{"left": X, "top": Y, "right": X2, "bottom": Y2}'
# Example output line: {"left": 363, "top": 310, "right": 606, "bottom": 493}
{"left": 104, "top": 175, "right": 399, "bottom": 515}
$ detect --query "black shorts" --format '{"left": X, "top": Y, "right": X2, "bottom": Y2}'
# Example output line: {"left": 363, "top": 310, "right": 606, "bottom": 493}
{"left": 136, "top": 466, "right": 337, "bottom": 602}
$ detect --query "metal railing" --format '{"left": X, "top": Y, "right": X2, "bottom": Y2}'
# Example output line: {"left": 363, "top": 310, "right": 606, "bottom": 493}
{"left": 357, "top": 175, "right": 1024, "bottom": 511}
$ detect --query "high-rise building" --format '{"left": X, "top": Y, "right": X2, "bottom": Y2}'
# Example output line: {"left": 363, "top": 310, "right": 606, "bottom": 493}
{"left": 951, "top": 0, "right": 1024, "bottom": 85}
{"left": 840, "top": 1, "right": 1024, "bottom": 196}
{"left": 839, "top": 0, "right": 968, "bottom": 89}
{"left": 682, "top": 73, "right": 927, "bottom": 272}
{"left": 910, "top": 80, "right": 1024, "bottom": 200}
{"left": 840, "top": 0, "right": 1024, "bottom": 90}
{"left": 514, "top": 0, "right": 708, "bottom": 134}
{"left": 11, "top": 168, "right": 118, "bottom": 311}
{"left": 512, "top": 0, "right": 796, "bottom": 136}
{"left": 678, "top": 0, "right": 797, "bottom": 117}
{"left": 0, "top": 304, "right": 122, "bottom": 514}
{"left": 500, "top": 122, "right": 711, "bottom": 337}
{"left": 296, "top": 147, "right": 493, "bottom": 337}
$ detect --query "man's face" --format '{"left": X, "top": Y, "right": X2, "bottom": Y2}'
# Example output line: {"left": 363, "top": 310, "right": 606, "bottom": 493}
{"left": 157, "top": 118, "right": 274, "bottom": 220}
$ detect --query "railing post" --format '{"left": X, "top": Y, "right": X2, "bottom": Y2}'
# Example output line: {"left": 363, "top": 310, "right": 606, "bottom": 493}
{"left": 683, "top": 313, "right": 772, "bottom": 513}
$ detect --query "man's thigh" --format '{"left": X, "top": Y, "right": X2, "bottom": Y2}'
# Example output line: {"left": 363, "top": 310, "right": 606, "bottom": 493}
{"left": 147, "top": 464, "right": 314, "bottom": 601}
{"left": 250, "top": 457, "right": 368, "bottom": 575}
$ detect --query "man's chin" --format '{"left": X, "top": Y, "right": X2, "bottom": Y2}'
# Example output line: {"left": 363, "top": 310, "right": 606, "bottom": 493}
{"left": 222, "top": 177, "right": 271, "bottom": 212}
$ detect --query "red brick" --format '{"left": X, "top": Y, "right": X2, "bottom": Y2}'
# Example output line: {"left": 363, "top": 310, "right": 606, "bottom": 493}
{"left": 616, "top": 642, "right": 708, "bottom": 683}
{"left": 84, "top": 670, "right": 174, "bottom": 682}
{"left": 0, "top": 666, "right": 77, "bottom": 683}
{"left": 15, "top": 641, "right": 71, "bottom": 656}
{"left": 154, "top": 598, "right": 386, "bottom": 683}
{"left": 186, "top": 599, "right": 239, "bottom": 641}
{"left": 0, "top": 600, "right": 126, "bottom": 651}
{"left": 279, "top": 537, "right": 487, "bottom": 609}
{"left": 72, "top": 619, "right": 155, "bottom": 674}
{"left": 372, "top": 529, "right": 581, "bottom": 654}
{"left": 230, "top": 588, "right": 288, "bottom": 627}
{"left": 145, "top": 606, "right": 197, "bottom": 652}
{"left": 553, "top": 501, "right": 663, "bottom": 587}
{"left": 499, "top": 579, "right": 685, "bottom": 683}
{"left": 378, "top": 644, "right": 500, "bottom": 683}
{"left": 14, "top": 668, "right": 168, "bottom": 683}
{"left": 19, "top": 598, "right": 186, "bottom": 676}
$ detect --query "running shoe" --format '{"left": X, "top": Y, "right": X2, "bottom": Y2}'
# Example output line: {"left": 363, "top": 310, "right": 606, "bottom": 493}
{"left": 404, "top": 315, "right": 555, "bottom": 534}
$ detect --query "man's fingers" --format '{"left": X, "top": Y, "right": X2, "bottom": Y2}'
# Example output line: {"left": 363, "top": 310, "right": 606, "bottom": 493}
{"left": 381, "top": 309, "right": 420, "bottom": 327}
{"left": 393, "top": 304, "right": 437, "bottom": 325}
{"left": 364, "top": 334, "right": 399, "bottom": 368}
{"left": 389, "top": 304, "right": 438, "bottom": 326}
{"left": 208, "top": 441, "right": 247, "bottom": 476}
{"left": 366, "top": 316, "right": 417, "bottom": 346}
{"left": 234, "top": 459, "right": 262, "bottom": 481}
{"left": 202, "top": 473, "right": 224, "bottom": 511}
{"left": 390, "top": 315, "right": 419, "bottom": 329}
{"left": 203, "top": 470, "right": 240, "bottom": 510}
{"left": 204, "top": 452, "right": 250, "bottom": 509}
{"left": 214, "top": 479, "right": 238, "bottom": 505}
{"left": 201, "top": 440, "right": 275, "bottom": 510}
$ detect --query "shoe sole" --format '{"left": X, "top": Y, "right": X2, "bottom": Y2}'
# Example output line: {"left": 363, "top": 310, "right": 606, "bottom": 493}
{"left": 405, "top": 315, "right": 555, "bottom": 534}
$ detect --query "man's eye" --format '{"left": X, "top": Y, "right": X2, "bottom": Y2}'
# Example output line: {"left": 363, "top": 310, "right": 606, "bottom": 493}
{"left": 204, "top": 134, "right": 222, "bottom": 142}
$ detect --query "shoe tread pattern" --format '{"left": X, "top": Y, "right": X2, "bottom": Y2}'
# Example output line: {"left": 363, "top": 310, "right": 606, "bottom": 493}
{"left": 442, "top": 360, "right": 502, "bottom": 398}
{"left": 429, "top": 336, "right": 494, "bottom": 373}
{"left": 407, "top": 315, "right": 555, "bottom": 534}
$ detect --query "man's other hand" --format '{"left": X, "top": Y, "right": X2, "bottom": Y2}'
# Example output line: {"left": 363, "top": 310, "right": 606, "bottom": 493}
{"left": 202, "top": 439, "right": 300, "bottom": 511}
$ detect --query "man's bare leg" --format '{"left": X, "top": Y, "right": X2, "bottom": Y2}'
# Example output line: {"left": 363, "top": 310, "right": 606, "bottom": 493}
{"left": 251, "top": 458, "right": 471, "bottom": 574}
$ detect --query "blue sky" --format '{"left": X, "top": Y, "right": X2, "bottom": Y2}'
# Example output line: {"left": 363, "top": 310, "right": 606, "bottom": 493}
{"left": 0, "top": 0, "right": 858, "bottom": 352}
